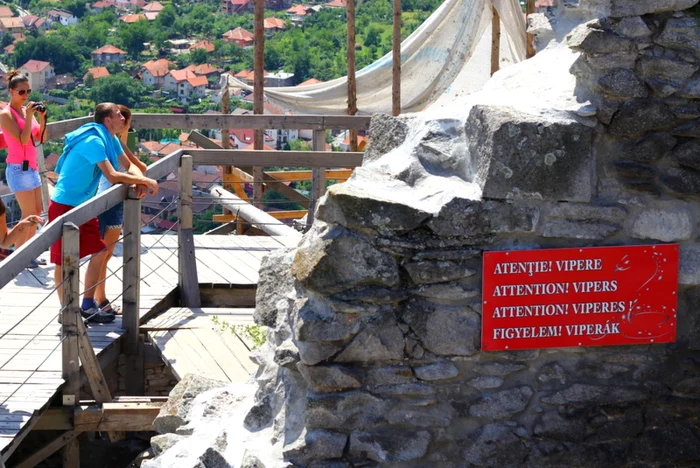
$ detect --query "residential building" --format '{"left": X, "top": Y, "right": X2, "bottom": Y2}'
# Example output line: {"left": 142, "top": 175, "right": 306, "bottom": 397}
{"left": 0, "top": 6, "right": 13, "bottom": 17}
{"left": 263, "top": 17, "right": 287, "bottom": 35}
{"left": 46, "top": 73, "right": 76, "bottom": 91}
{"left": 190, "top": 39, "right": 215, "bottom": 54}
{"left": 221, "top": 0, "right": 253, "bottom": 14}
{"left": 143, "top": 1, "right": 165, "bottom": 12}
{"left": 3, "top": 44, "right": 13, "bottom": 56}
{"left": 0, "top": 17, "right": 23, "bottom": 35}
{"left": 46, "top": 9, "right": 78, "bottom": 26}
{"left": 91, "top": 45, "right": 127, "bottom": 66}
{"left": 18, "top": 60, "right": 55, "bottom": 91}
{"left": 164, "top": 69, "right": 208, "bottom": 102}
{"left": 167, "top": 39, "right": 192, "bottom": 54}
{"left": 91, "top": 1, "right": 112, "bottom": 12}
{"left": 84, "top": 67, "right": 110, "bottom": 81}
{"left": 21, "top": 15, "right": 48, "bottom": 31}
{"left": 324, "top": 0, "right": 347, "bottom": 7}
{"left": 120, "top": 13, "right": 147, "bottom": 23}
{"left": 298, "top": 78, "right": 322, "bottom": 86}
{"left": 222, "top": 27, "right": 254, "bottom": 48}
{"left": 185, "top": 64, "right": 221, "bottom": 85}
{"left": 286, "top": 4, "right": 312, "bottom": 26}
{"left": 265, "top": 71, "right": 294, "bottom": 87}
{"left": 141, "top": 58, "right": 172, "bottom": 88}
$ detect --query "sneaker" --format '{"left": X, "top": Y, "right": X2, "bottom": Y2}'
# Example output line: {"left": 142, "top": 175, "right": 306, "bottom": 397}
{"left": 80, "top": 306, "right": 115, "bottom": 324}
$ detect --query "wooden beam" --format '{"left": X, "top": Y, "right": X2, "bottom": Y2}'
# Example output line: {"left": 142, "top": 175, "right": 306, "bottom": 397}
{"left": 179, "top": 155, "right": 201, "bottom": 308}
{"left": 34, "top": 400, "right": 165, "bottom": 432}
{"left": 199, "top": 284, "right": 257, "bottom": 308}
{"left": 61, "top": 223, "right": 80, "bottom": 409}
{"left": 130, "top": 114, "right": 372, "bottom": 131}
{"left": 491, "top": 6, "right": 501, "bottom": 76}
{"left": 308, "top": 130, "right": 327, "bottom": 227}
{"left": 214, "top": 210, "right": 307, "bottom": 222}
{"left": 392, "top": 0, "right": 401, "bottom": 116}
{"left": 14, "top": 431, "right": 80, "bottom": 468}
{"left": 75, "top": 319, "right": 112, "bottom": 404}
{"left": 188, "top": 149, "right": 363, "bottom": 168}
{"left": 123, "top": 195, "right": 142, "bottom": 357}
{"left": 264, "top": 169, "right": 352, "bottom": 182}
{"left": 526, "top": 0, "right": 536, "bottom": 58}
{"left": 347, "top": 0, "right": 358, "bottom": 152}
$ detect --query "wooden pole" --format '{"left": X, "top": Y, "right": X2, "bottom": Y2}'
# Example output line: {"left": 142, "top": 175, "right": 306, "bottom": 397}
{"left": 179, "top": 155, "right": 201, "bottom": 308}
{"left": 347, "top": 0, "right": 358, "bottom": 152}
{"left": 253, "top": 0, "right": 265, "bottom": 209}
{"left": 491, "top": 6, "right": 501, "bottom": 76}
{"left": 36, "top": 144, "right": 49, "bottom": 214}
{"left": 123, "top": 192, "right": 144, "bottom": 394}
{"left": 308, "top": 129, "right": 326, "bottom": 228}
{"left": 60, "top": 223, "right": 80, "bottom": 468}
{"left": 526, "top": 0, "right": 536, "bottom": 58}
{"left": 392, "top": 0, "right": 401, "bottom": 116}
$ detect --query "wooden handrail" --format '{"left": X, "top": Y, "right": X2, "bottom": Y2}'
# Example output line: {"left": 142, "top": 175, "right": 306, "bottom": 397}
{"left": 188, "top": 149, "right": 363, "bottom": 167}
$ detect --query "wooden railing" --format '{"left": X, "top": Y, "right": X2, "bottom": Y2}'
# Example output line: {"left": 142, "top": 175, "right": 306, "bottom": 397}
{"left": 0, "top": 113, "right": 370, "bottom": 441}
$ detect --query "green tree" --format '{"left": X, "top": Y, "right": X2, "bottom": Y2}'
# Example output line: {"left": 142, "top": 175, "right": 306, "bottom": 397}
{"left": 364, "top": 26, "right": 382, "bottom": 48}
{"left": 156, "top": 5, "right": 177, "bottom": 29}
{"left": 13, "top": 35, "right": 83, "bottom": 74}
{"left": 189, "top": 47, "right": 208, "bottom": 65}
{"left": 118, "top": 19, "right": 152, "bottom": 58}
{"left": 84, "top": 72, "right": 95, "bottom": 88}
{"left": 88, "top": 73, "right": 146, "bottom": 107}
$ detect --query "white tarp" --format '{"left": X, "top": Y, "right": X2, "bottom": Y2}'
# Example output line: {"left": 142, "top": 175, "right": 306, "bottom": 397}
{"left": 226, "top": 0, "right": 526, "bottom": 115}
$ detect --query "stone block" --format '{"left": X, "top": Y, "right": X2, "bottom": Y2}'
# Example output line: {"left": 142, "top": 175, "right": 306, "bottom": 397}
{"left": 462, "top": 424, "right": 529, "bottom": 466}
{"left": 598, "top": 69, "right": 648, "bottom": 98}
{"left": 403, "top": 260, "right": 476, "bottom": 285}
{"left": 671, "top": 140, "right": 700, "bottom": 171}
{"left": 468, "top": 386, "right": 534, "bottom": 420}
{"left": 298, "top": 364, "right": 363, "bottom": 392}
{"left": 541, "top": 219, "right": 620, "bottom": 239}
{"left": 292, "top": 225, "right": 399, "bottom": 294}
{"left": 364, "top": 114, "right": 413, "bottom": 164}
{"left": 402, "top": 299, "right": 480, "bottom": 356}
{"left": 679, "top": 244, "right": 700, "bottom": 285}
{"left": 427, "top": 198, "right": 539, "bottom": 237}
{"left": 306, "top": 391, "right": 387, "bottom": 429}
{"left": 334, "top": 322, "right": 405, "bottom": 362}
{"left": 608, "top": 100, "right": 676, "bottom": 137}
{"left": 413, "top": 361, "right": 459, "bottom": 381}
{"left": 533, "top": 410, "right": 586, "bottom": 441}
{"left": 629, "top": 204, "right": 693, "bottom": 242}
{"left": 567, "top": 22, "right": 636, "bottom": 54}
{"left": 540, "top": 383, "right": 647, "bottom": 406}
{"left": 349, "top": 430, "right": 431, "bottom": 462}
{"left": 605, "top": 0, "right": 700, "bottom": 17}
{"left": 295, "top": 298, "right": 362, "bottom": 343}
{"left": 255, "top": 248, "right": 295, "bottom": 328}
{"left": 655, "top": 15, "right": 700, "bottom": 52}
{"left": 467, "top": 105, "right": 594, "bottom": 203}
{"left": 660, "top": 166, "right": 700, "bottom": 196}
{"left": 612, "top": 16, "right": 652, "bottom": 38}
{"left": 283, "top": 429, "right": 348, "bottom": 465}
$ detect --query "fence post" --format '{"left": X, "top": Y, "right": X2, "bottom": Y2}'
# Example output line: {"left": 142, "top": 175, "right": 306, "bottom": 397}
{"left": 61, "top": 222, "right": 80, "bottom": 468}
{"left": 491, "top": 6, "right": 501, "bottom": 76}
{"left": 179, "top": 155, "right": 201, "bottom": 308}
{"left": 308, "top": 129, "right": 327, "bottom": 228}
{"left": 123, "top": 189, "right": 143, "bottom": 393}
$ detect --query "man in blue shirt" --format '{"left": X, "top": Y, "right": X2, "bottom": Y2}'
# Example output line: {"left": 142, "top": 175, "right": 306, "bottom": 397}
{"left": 50, "top": 102, "right": 158, "bottom": 323}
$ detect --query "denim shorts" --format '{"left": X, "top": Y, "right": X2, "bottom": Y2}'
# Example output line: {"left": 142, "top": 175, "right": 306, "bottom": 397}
{"left": 5, "top": 164, "right": 41, "bottom": 193}
{"left": 98, "top": 202, "right": 124, "bottom": 237}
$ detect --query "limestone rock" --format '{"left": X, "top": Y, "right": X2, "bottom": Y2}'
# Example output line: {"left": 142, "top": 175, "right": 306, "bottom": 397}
{"left": 671, "top": 119, "right": 700, "bottom": 138}
{"left": 292, "top": 225, "right": 399, "bottom": 294}
{"left": 365, "top": 365, "right": 415, "bottom": 386}
{"left": 598, "top": 69, "right": 647, "bottom": 98}
{"left": 386, "top": 401, "right": 455, "bottom": 427}
{"left": 534, "top": 411, "right": 586, "bottom": 441}
{"left": 468, "top": 386, "right": 534, "bottom": 420}
{"left": 152, "top": 374, "right": 228, "bottom": 434}
{"left": 283, "top": 429, "right": 348, "bottom": 465}
{"left": 413, "top": 118, "right": 470, "bottom": 179}
{"left": 364, "top": 113, "right": 413, "bottom": 164}
{"left": 334, "top": 322, "right": 406, "bottom": 362}
{"left": 295, "top": 298, "right": 362, "bottom": 343}
{"left": 255, "top": 248, "right": 295, "bottom": 328}
{"left": 413, "top": 361, "right": 459, "bottom": 381}
{"left": 241, "top": 451, "right": 266, "bottom": 468}
{"left": 630, "top": 204, "right": 693, "bottom": 241}
{"left": 462, "top": 424, "right": 528, "bottom": 466}
{"left": 608, "top": 100, "right": 676, "bottom": 136}
{"left": 403, "top": 260, "right": 476, "bottom": 285}
{"left": 306, "top": 391, "right": 387, "bottom": 429}
{"left": 244, "top": 394, "right": 273, "bottom": 430}
{"left": 679, "top": 72, "right": 700, "bottom": 98}
{"left": 468, "top": 376, "right": 504, "bottom": 390}
{"left": 151, "top": 434, "right": 184, "bottom": 456}
{"left": 547, "top": 204, "right": 627, "bottom": 223}
{"left": 679, "top": 244, "right": 700, "bottom": 285}
{"left": 541, "top": 219, "right": 620, "bottom": 239}
{"left": 473, "top": 361, "right": 527, "bottom": 377}
{"left": 608, "top": 0, "right": 700, "bottom": 17}
{"left": 655, "top": 16, "right": 700, "bottom": 52}
{"left": 402, "top": 299, "right": 480, "bottom": 356}
{"left": 567, "top": 23, "right": 636, "bottom": 54}
{"left": 298, "top": 364, "right": 363, "bottom": 392}
{"left": 612, "top": 16, "right": 652, "bottom": 38}
{"left": 349, "top": 430, "right": 431, "bottom": 462}
{"left": 427, "top": 198, "right": 539, "bottom": 237}
{"left": 467, "top": 105, "right": 594, "bottom": 203}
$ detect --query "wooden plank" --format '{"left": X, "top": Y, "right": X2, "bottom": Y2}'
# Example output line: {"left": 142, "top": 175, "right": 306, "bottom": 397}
{"left": 189, "top": 149, "right": 363, "bottom": 168}
{"left": 61, "top": 224, "right": 80, "bottom": 408}
{"left": 491, "top": 6, "right": 501, "bottom": 76}
{"left": 192, "top": 327, "right": 256, "bottom": 382}
{"left": 169, "top": 329, "right": 229, "bottom": 382}
{"left": 309, "top": 129, "right": 327, "bottom": 227}
{"left": 392, "top": 0, "right": 401, "bottom": 116}
{"left": 178, "top": 155, "right": 201, "bottom": 308}
{"left": 75, "top": 319, "right": 111, "bottom": 404}
{"left": 265, "top": 169, "right": 352, "bottom": 182}
{"left": 13, "top": 431, "right": 79, "bottom": 468}
{"left": 130, "top": 114, "right": 371, "bottom": 131}
{"left": 123, "top": 196, "right": 142, "bottom": 356}
{"left": 147, "top": 330, "right": 199, "bottom": 381}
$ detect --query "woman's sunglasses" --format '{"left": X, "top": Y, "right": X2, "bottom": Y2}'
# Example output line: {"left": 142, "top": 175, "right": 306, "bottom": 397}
{"left": 16, "top": 89, "right": 31, "bottom": 96}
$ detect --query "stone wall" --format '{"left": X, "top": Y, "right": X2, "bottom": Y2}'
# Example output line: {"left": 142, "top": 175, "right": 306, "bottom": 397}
{"left": 245, "top": 2, "right": 700, "bottom": 466}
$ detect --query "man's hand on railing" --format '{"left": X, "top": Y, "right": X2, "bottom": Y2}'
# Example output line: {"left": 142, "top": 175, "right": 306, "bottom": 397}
{"left": 133, "top": 184, "right": 149, "bottom": 199}
{"left": 143, "top": 177, "right": 159, "bottom": 196}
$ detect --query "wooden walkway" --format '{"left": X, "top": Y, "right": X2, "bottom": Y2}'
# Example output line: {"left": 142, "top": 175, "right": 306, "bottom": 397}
{"left": 0, "top": 233, "right": 290, "bottom": 458}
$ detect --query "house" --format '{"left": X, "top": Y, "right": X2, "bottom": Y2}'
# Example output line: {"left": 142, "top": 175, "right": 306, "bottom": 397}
{"left": 22, "top": 15, "right": 48, "bottom": 31}
{"left": 337, "top": 131, "right": 369, "bottom": 151}
{"left": 0, "top": 17, "right": 23, "bottom": 35}
{"left": 298, "top": 78, "right": 322, "bottom": 86}
{"left": 221, "top": 0, "right": 253, "bottom": 14}
{"left": 84, "top": 67, "right": 110, "bottom": 81}
{"left": 120, "top": 13, "right": 147, "bottom": 23}
{"left": 144, "top": 11, "right": 159, "bottom": 20}
{"left": 91, "top": 45, "right": 127, "bottom": 66}
{"left": 164, "top": 68, "right": 195, "bottom": 92}
{"left": 91, "top": 1, "right": 113, "bottom": 13}
{"left": 167, "top": 39, "right": 192, "bottom": 54}
{"left": 46, "top": 73, "right": 76, "bottom": 90}
{"left": 164, "top": 69, "right": 208, "bottom": 102}
{"left": 46, "top": 9, "right": 78, "bottom": 26}
{"left": 324, "top": 0, "right": 347, "bottom": 7}
{"left": 18, "top": 60, "right": 55, "bottom": 91}
{"left": 185, "top": 63, "right": 221, "bottom": 84}
{"left": 143, "top": 1, "right": 164, "bottom": 12}
{"left": 190, "top": 39, "right": 215, "bottom": 54}
{"left": 263, "top": 17, "right": 286, "bottom": 34}
{"left": 265, "top": 71, "right": 294, "bottom": 87}
{"left": 3, "top": 44, "right": 13, "bottom": 55}
{"left": 0, "top": 6, "right": 13, "bottom": 17}
{"left": 141, "top": 58, "right": 172, "bottom": 88}
{"left": 222, "top": 28, "right": 254, "bottom": 48}
{"left": 286, "top": 4, "right": 312, "bottom": 26}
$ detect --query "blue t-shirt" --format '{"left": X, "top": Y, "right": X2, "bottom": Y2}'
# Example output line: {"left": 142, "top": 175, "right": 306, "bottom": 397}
{"left": 52, "top": 135, "right": 123, "bottom": 207}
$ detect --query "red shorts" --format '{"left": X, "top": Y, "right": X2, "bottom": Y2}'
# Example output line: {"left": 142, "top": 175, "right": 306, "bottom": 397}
{"left": 49, "top": 201, "right": 106, "bottom": 265}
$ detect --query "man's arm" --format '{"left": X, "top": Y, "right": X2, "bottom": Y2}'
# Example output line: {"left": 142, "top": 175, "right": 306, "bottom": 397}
{"left": 97, "top": 159, "right": 159, "bottom": 195}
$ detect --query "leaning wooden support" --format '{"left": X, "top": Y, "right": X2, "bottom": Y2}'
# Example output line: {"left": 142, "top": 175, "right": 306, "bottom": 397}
{"left": 210, "top": 185, "right": 303, "bottom": 241}
{"left": 15, "top": 431, "right": 80, "bottom": 468}
{"left": 179, "top": 155, "right": 201, "bottom": 308}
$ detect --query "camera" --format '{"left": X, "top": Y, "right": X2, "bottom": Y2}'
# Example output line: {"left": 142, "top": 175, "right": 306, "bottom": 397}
{"left": 33, "top": 103, "right": 46, "bottom": 113}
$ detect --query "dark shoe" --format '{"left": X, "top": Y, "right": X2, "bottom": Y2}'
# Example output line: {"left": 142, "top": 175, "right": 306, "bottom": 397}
{"left": 98, "top": 300, "right": 122, "bottom": 315}
{"left": 80, "top": 306, "right": 115, "bottom": 324}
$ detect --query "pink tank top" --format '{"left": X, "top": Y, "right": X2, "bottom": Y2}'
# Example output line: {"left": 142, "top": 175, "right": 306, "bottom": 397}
{"left": 5, "top": 106, "right": 41, "bottom": 170}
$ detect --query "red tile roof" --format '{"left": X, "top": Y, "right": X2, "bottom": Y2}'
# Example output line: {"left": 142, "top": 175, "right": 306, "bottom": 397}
{"left": 0, "top": 17, "right": 24, "bottom": 29}
{"left": 325, "top": 0, "right": 347, "bottom": 7}
{"left": 143, "top": 59, "right": 172, "bottom": 77}
{"left": 189, "top": 40, "right": 215, "bottom": 53}
{"left": 263, "top": 17, "right": 286, "bottom": 29}
{"left": 92, "top": 44, "right": 127, "bottom": 55}
{"left": 187, "top": 75, "right": 208, "bottom": 87}
{"left": 223, "top": 27, "right": 254, "bottom": 41}
{"left": 85, "top": 67, "right": 110, "bottom": 79}
{"left": 143, "top": 1, "right": 164, "bottom": 12}
{"left": 0, "top": 6, "right": 13, "bottom": 17}
{"left": 230, "top": 129, "right": 254, "bottom": 146}
{"left": 120, "top": 13, "right": 146, "bottom": 23}
{"left": 20, "top": 59, "right": 52, "bottom": 73}
{"left": 186, "top": 64, "right": 220, "bottom": 76}
{"left": 298, "top": 78, "right": 322, "bottom": 86}
{"left": 169, "top": 68, "right": 196, "bottom": 82}
{"left": 286, "top": 4, "right": 308, "bottom": 15}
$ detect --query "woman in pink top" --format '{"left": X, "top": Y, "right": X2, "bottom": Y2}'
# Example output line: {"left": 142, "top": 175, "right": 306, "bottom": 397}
{"left": 0, "top": 70, "right": 47, "bottom": 256}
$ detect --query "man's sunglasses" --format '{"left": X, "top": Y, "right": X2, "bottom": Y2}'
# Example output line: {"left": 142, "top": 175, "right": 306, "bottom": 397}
{"left": 16, "top": 89, "right": 31, "bottom": 96}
